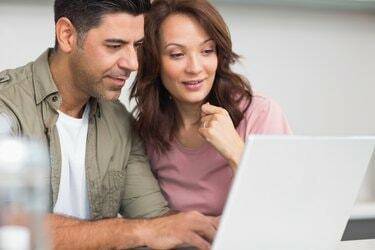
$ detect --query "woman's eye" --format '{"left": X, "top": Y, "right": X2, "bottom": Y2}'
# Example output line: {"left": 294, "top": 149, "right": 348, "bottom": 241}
{"left": 202, "top": 49, "right": 215, "bottom": 55}
{"left": 170, "top": 53, "right": 184, "bottom": 59}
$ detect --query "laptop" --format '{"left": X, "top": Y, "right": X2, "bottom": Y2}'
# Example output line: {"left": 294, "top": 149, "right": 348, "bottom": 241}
{"left": 213, "top": 136, "right": 375, "bottom": 250}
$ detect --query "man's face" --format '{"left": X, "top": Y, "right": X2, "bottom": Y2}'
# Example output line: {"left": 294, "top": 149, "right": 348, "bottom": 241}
{"left": 69, "top": 13, "right": 144, "bottom": 101}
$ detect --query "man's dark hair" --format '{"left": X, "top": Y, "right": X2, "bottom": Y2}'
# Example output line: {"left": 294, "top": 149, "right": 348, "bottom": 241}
{"left": 54, "top": 0, "right": 151, "bottom": 49}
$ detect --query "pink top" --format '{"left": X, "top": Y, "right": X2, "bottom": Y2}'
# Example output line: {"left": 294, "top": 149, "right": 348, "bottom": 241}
{"left": 147, "top": 94, "right": 292, "bottom": 216}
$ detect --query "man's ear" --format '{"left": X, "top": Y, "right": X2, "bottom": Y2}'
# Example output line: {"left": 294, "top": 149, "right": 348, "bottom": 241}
{"left": 55, "top": 17, "right": 79, "bottom": 53}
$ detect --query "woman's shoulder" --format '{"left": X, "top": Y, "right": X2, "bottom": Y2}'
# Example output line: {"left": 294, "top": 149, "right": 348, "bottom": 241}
{"left": 238, "top": 91, "right": 291, "bottom": 134}
{"left": 240, "top": 92, "right": 281, "bottom": 116}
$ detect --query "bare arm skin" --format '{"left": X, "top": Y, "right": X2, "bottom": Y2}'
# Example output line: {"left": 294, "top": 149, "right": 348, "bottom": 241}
{"left": 47, "top": 211, "right": 218, "bottom": 250}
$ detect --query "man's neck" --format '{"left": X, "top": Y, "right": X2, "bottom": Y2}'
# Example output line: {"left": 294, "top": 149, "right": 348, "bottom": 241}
{"left": 49, "top": 50, "right": 90, "bottom": 118}
{"left": 59, "top": 101, "right": 88, "bottom": 118}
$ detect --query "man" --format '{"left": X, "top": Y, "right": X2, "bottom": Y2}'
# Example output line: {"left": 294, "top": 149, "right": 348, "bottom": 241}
{"left": 0, "top": 0, "right": 217, "bottom": 249}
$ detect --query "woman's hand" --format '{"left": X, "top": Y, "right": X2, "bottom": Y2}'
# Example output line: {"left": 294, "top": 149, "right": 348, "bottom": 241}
{"left": 198, "top": 103, "right": 244, "bottom": 172}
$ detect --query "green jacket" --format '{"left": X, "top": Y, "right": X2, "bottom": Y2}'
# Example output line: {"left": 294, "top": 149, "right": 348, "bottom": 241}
{"left": 0, "top": 49, "right": 169, "bottom": 220}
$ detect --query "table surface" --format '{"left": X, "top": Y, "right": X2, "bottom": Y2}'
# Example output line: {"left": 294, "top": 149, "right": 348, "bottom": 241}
{"left": 136, "top": 239, "right": 375, "bottom": 250}
{"left": 338, "top": 239, "right": 375, "bottom": 250}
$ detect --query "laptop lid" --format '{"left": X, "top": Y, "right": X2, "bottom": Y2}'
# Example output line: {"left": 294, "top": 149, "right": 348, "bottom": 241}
{"left": 213, "top": 136, "right": 375, "bottom": 250}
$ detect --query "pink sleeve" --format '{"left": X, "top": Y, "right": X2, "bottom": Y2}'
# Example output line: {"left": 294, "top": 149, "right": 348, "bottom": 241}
{"left": 245, "top": 97, "right": 292, "bottom": 136}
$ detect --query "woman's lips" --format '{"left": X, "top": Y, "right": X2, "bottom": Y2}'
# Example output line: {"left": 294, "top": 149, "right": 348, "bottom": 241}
{"left": 182, "top": 79, "right": 204, "bottom": 91}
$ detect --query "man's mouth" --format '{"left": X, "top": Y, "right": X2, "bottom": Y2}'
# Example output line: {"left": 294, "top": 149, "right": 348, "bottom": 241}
{"left": 109, "top": 75, "right": 128, "bottom": 81}
{"left": 107, "top": 75, "right": 129, "bottom": 87}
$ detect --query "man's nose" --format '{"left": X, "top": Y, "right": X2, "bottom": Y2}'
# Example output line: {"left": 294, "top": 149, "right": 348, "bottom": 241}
{"left": 118, "top": 48, "right": 139, "bottom": 72}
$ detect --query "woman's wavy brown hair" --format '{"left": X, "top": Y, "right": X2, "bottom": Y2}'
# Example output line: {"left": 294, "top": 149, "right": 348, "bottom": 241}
{"left": 130, "top": 0, "right": 253, "bottom": 153}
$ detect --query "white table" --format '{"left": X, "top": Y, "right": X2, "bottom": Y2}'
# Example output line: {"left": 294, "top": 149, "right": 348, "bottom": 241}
{"left": 338, "top": 239, "right": 375, "bottom": 250}
{"left": 137, "top": 240, "right": 375, "bottom": 250}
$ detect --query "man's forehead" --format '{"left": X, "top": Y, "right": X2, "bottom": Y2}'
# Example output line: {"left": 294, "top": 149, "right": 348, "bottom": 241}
{"left": 100, "top": 12, "right": 144, "bottom": 28}
{"left": 90, "top": 12, "right": 144, "bottom": 41}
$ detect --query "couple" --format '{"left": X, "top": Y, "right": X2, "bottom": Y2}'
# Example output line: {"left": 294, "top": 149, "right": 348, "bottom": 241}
{"left": 0, "top": 0, "right": 290, "bottom": 249}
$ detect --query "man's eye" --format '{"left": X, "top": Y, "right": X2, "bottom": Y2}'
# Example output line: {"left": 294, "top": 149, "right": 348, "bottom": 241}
{"left": 107, "top": 44, "right": 121, "bottom": 49}
{"left": 135, "top": 43, "right": 143, "bottom": 49}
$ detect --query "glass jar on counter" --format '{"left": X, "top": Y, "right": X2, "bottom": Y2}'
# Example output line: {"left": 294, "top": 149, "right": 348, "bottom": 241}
{"left": 0, "top": 136, "right": 50, "bottom": 250}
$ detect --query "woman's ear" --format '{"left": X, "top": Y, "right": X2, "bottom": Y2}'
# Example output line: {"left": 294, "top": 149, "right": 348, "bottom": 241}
{"left": 55, "top": 17, "right": 79, "bottom": 53}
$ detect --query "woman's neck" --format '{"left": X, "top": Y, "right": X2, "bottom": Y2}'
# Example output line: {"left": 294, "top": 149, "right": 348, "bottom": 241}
{"left": 174, "top": 101, "right": 207, "bottom": 149}
{"left": 175, "top": 101, "right": 202, "bottom": 129}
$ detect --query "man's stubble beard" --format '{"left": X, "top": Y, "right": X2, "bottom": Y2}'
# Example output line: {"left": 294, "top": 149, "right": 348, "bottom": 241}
{"left": 69, "top": 52, "right": 105, "bottom": 100}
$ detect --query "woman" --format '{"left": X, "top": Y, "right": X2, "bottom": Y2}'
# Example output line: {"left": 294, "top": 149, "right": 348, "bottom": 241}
{"left": 131, "top": 0, "right": 291, "bottom": 216}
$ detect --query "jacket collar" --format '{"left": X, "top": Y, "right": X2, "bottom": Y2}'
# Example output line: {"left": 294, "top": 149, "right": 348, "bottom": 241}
{"left": 32, "top": 48, "right": 58, "bottom": 105}
{"left": 32, "top": 48, "right": 100, "bottom": 118}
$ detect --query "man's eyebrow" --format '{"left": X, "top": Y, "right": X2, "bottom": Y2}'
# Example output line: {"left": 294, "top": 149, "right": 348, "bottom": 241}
{"left": 104, "top": 39, "right": 127, "bottom": 44}
{"left": 104, "top": 38, "right": 144, "bottom": 45}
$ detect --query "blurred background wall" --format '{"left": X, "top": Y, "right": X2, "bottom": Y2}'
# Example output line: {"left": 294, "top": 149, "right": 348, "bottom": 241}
{"left": 1, "top": 0, "right": 375, "bottom": 238}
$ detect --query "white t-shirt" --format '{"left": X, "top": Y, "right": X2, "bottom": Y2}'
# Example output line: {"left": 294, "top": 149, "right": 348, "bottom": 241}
{"left": 53, "top": 105, "right": 91, "bottom": 219}
{"left": 0, "top": 113, "right": 12, "bottom": 135}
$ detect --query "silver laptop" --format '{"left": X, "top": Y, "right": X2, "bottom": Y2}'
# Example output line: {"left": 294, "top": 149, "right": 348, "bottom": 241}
{"left": 213, "top": 136, "right": 375, "bottom": 250}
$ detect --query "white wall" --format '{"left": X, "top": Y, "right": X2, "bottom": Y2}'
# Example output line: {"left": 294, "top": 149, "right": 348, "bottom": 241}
{"left": 0, "top": 3, "right": 55, "bottom": 70}
{"left": 217, "top": 3, "right": 375, "bottom": 136}
{"left": 1, "top": 2, "right": 375, "bottom": 209}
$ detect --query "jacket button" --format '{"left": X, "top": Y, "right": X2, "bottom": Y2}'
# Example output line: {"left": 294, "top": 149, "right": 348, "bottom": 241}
{"left": 52, "top": 95, "right": 58, "bottom": 102}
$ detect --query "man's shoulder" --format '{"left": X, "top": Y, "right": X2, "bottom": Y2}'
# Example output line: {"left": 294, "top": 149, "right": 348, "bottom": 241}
{"left": 0, "top": 63, "right": 33, "bottom": 94}
{"left": 0, "top": 64, "right": 35, "bottom": 135}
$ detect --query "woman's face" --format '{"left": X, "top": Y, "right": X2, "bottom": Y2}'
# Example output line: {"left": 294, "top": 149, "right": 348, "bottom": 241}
{"left": 159, "top": 14, "right": 218, "bottom": 106}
